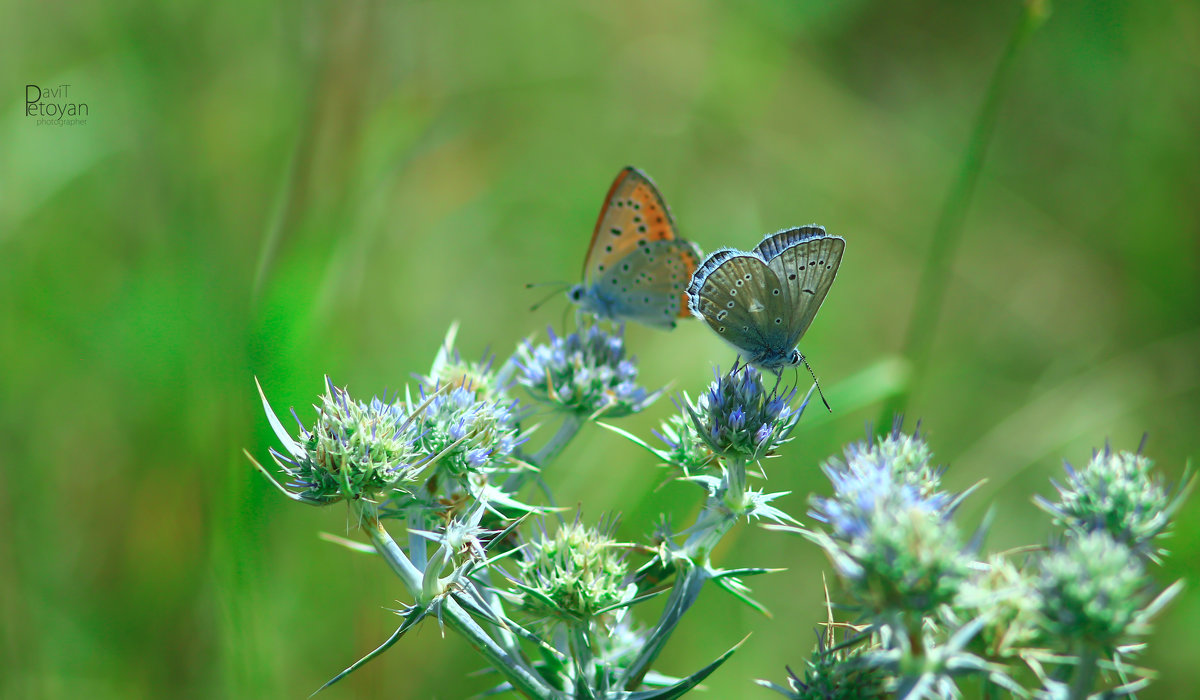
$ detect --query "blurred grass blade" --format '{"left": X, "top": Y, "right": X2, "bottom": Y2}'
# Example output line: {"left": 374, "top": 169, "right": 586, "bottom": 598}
{"left": 880, "top": 0, "right": 1051, "bottom": 429}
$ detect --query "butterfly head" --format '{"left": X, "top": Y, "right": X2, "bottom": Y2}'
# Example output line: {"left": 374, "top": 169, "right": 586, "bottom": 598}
{"left": 567, "top": 283, "right": 613, "bottom": 320}
{"left": 788, "top": 349, "right": 803, "bottom": 367}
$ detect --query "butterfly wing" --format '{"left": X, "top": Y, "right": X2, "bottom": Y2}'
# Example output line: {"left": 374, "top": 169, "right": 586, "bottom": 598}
{"left": 576, "top": 167, "right": 702, "bottom": 325}
{"left": 582, "top": 167, "right": 679, "bottom": 284}
{"left": 755, "top": 226, "right": 845, "bottom": 349}
{"left": 588, "top": 239, "right": 701, "bottom": 328}
{"left": 687, "top": 249, "right": 790, "bottom": 360}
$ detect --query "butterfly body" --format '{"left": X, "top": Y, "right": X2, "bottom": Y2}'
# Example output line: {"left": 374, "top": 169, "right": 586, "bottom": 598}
{"left": 687, "top": 226, "right": 844, "bottom": 372}
{"left": 568, "top": 167, "right": 701, "bottom": 329}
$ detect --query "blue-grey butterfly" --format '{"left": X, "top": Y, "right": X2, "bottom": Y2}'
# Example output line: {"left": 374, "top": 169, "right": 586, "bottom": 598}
{"left": 565, "top": 167, "right": 703, "bottom": 329}
{"left": 687, "top": 226, "right": 845, "bottom": 372}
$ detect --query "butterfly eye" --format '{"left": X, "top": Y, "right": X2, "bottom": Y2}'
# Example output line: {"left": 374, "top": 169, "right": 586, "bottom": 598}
{"left": 570, "top": 288, "right": 584, "bottom": 301}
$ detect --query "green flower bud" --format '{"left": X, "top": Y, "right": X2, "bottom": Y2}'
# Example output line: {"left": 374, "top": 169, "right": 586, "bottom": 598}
{"left": 515, "top": 518, "right": 634, "bottom": 625}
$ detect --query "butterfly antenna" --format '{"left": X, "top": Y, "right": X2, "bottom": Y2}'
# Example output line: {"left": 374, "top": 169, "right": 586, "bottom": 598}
{"left": 801, "top": 356, "right": 832, "bottom": 412}
{"left": 527, "top": 283, "right": 567, "bottom": 313}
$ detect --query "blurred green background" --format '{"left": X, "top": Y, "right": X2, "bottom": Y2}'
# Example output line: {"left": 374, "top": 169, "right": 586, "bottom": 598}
{"left": 2, "top": 0, "right": 1198, "bottom": 697}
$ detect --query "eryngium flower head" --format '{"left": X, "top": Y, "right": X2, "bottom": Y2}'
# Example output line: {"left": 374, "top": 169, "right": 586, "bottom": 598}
{"left": 1036, "top": 531, "right": 1151, "bottom": 652}
{"left": 685, "top": 364, "right": 805, "bottom": 463}
{"left": 810, "top": 426, "right": 956, "bottom": 541}
{"left": 808, "top": 427, "right": 968, "bottom": 616}
{"left": 517, "top": 324, "right": 658, "bottom": 418}
{"left": 764, "top": 632, "right": 889, "bottom": 700}
{"left": 261, "top": 377, "right": 424, "bottom": 505}
{"left": 412, "top": 384, "right": 524, "bottom": 479}
{"left": 1035, "top": 445, "right": 1193, "bottom": 558}
{"left": 422, "top": 323, "right": 512, "bottom": 403}
{"left": 868, "top": 418, "right": 943, "bottom": 496}
{"left": 955, "top": 555, "right": 1042, "bottom": 659}
{"left": 653, "top": 411, "right": 715, "bottom": 473}
{"left": 514, "top": 517, "right": 634, "bottom": 624}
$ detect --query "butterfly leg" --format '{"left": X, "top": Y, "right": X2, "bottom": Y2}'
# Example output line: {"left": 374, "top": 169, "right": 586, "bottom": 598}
{"left": 769, "top": 369, "right": 784, "bottom": 396}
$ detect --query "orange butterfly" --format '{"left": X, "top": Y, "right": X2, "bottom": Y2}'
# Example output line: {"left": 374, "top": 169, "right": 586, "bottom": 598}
{"left": 567, "top": 167, "right": 702, "bottom": 329}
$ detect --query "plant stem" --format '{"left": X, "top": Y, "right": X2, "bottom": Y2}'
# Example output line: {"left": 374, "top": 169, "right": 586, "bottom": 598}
{"left": 878, "top": 0, "right": 1049, "bottom": 429}
{"left": 362, "top": 514, "right": 424, "bottom": 592}
{"left": 1068, "top": 647, "right": 1099, "bottom": 700}
{"left": 569, "top": 623, "right": 595, "bottom": 691}
{"left": 726, "top": 458, "right": 747, "bottom": 501}
{"left": 533, "top": 413, "right": 585, "bottom": 466}
{"left": 507, "top": 413, "right": 585, "bottom": 492}
{"left": 982, "top": 679, "right": 1002, "bottom": 700}
{"left": 683, "top": 458, "right": 745, "bottom": 560}
{"left": 622, "top": 563, "right": 710, "bottom": 690}
{"left": 362, "top": 515, "right": 553, "bottom": 699}
{"left": 907, "top": 620, "right": 926, "bottom": 658}
{"left": 495, "top": 348, "right": 521, "bottom": 389}
{"left": 405, "top": 505, "right": 428, "bottom": 572}
{"left": 623, "top": 456, "right": 754, "bottom": 689}
{"left": 444, "top": 597, "right": 551, "bottom": 699}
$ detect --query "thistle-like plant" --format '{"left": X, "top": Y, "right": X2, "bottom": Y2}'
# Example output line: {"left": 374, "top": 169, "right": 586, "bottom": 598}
{"left": 804, "top": 423, "right": 970, "bottom": 621}
{"left": 250, "top": 320, "right": 814, "bottom": 699}
{"left": 517, "top": 322, "right": 659, "bottom": 420}
{"left": 251, "top": 327, "right": 1188, "bottom": 700}
{"left": 251, "top": 377, "right": 428, "bottom": 508}
{"left": 765, "top": 426, "right": 1188, "bottom": 700}
{"left": 766, "top": 424, "right": 992, "bottom": 698}
{"left": 683, "top": 363, "right": 801, "bottom": 465}
{"left": 511, "top": 516, "right": 635, "bottom": 627}
{"left": 1035, "top": 444, "right": 1194, "bottom": 560}
{"left": 249, "top": 307, "right": 1187, "bottom": 699}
